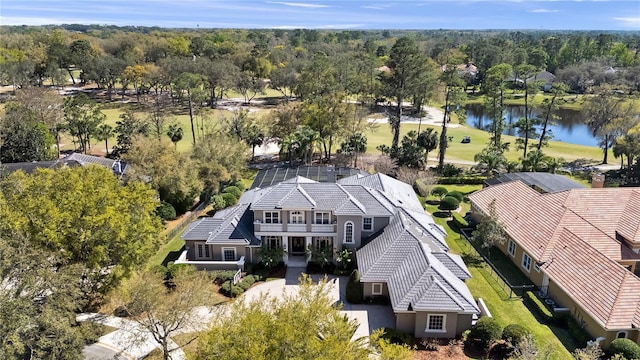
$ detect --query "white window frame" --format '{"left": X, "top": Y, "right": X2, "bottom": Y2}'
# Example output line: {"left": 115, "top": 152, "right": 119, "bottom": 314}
{"left": 264, "top": 211, "right": 280, "bottom": 224}
{"left": 508, "top": 240, "right": 516, "bottom": 257}
{"left": 314, "top": 211, "right": 331, "bottom": 224}
{"left": 344, "top": 221, "right": 354, "bottom": 244}
{"left": 522, "top": 253, "right": 532, "bottom": 272}
{"left": 316, "top": 236, "right": 331, "bottom": 249}
{"left": 372, "top": 283, "right": 383, "bottom": 295}
{"left": 289, "top": 211, "right": 305, "bottom": 224}
{"left": 264, "top": 236, "right": 281, "bottom": 249}
{"left": 363, "top": 217, "right": 373, "bottom": 231}
{"left": 616, "top": 331, "right": 628, "bottom": 339}
{"left": 534, "top": 262, "right": 541, "bottom": 272}
{"left": 222, "top": 247, "right": 236, "bottom": 262}
{"left": 426, "top": 314, "right": 447, "bottom": 332}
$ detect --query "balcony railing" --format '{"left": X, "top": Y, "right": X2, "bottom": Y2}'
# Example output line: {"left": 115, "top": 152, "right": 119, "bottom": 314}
{"left": 287, "top": 223, "right": 307, "bottom": 232}
{"left": 174, "top": 250, "right": 245, "bottom": 270}
{"left": 254, "top": 221, "right": 283, "bottom": 232}
{"left": 311, "top": 223, "right": 336, "bottom": 233}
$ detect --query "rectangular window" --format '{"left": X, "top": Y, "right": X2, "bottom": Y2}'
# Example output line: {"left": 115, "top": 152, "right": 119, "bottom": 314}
{"left": 522, "top": 253, "right": 532, "bottom": 272}
{"left": 316, "top": 236, "right": 331, "bottom": 249}
{"left": 314, "top": 212, "right": 330, "bottom": 224}
{"left": 534, "top": 262, "right": 541, "bottom": 272}
{"left": 508, "top": 240, "right": 516, "bottom": 257}
{"left": 290, "top": 211, "right": 304, "bottom": 224}
{"left": 264, "top": 236, "right": 280, "bottom": 249}
{"left": 197, "top": 244, "right": 203, "bottom": 258}
{"left": 223, "top": 248, "right": 236, "bottom": 262}
{"left": 372, "top": 283, "right": 383, "bottom": 295}
{"left": 363, "top": 217, "right": 373, "bottom": 231}
{"left": 204, "top": 244, "right": 210, "bottom": 258}
{"left": 264, "top": 211, "right": 279, "bottom": 224}
{"left": 426, "top": 314, "right": 446, "bottom": 332}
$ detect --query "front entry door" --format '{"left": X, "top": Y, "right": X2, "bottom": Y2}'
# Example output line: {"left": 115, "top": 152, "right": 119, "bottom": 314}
{"left": 291, "top": 237, "right": 305, "bottom": 255}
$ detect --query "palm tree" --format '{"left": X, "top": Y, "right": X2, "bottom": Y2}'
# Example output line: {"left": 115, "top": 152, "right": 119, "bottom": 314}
{"left": 417, "top": 128, "right": 438, "bottom": 167}
{"left": 521, "top": 149, "right": 552, "bottom": 172}
{"left": 94, "top": 124, "right": 113, "bottom": 156}
{"left": 546, "top": 157, "right": 565, "bottom": 174}
{"left": 474, "top": 147, "right": 507, "bottom": 176}
{"left": 166, "top": 124, "right": 183, "bottom": 150}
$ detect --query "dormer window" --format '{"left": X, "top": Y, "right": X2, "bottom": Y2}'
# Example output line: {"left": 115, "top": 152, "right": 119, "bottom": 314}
{"left": 264, "top": 211, "right": 280, "bottom": 224}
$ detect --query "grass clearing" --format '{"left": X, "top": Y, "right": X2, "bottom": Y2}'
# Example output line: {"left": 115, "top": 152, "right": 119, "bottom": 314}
{"left": 365, "top": 122, "right": 609, "bottom": 164}
{"left": 426, "top": 185, "right": 577, "bottom": 359}
{"left": 146, "top": 232, "right": 185, "bottom": 269}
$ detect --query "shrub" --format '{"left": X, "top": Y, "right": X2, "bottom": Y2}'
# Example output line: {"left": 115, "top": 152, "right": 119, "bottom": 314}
{"left": 380, "top": 327, "right": 412, "bottom": 346}
{"left": 446, "top": 190, "right": 465, "bottom": 202}
{"left": 608, "top": 338, "right": 640, "bottom": 360}
{"left": 209, "top": 270, "right": 237, "bottom": 285}
{"left": 438, "top": 176, "right": 486, "bottom": 185}
{"left": 451, "top": 213, "right": 469, "bottom": 229}
{"left": 156, "top": 201, "right": 177, "bottom": 220}
{"left": 346, "top": 269, "right": 364, "bottom": 304}
{"left": 430, "top": 186, "right": 449, "bottom": 199}
{"left": 524, "top": 291, "right": 554, "bottom": 323}
{"left": 220, "top": 280, "right": 244, "bottom": 297}
{"left": 439, "top": 163, "right": 463, "bottom": 177}
{"left": 234, "top": 180, "right": 246, "bottom": 191}
{"left": 223, "top": 185, "right": 243, "bottom": 199}
{"left": 466, "top": 317, "right": 502, "bottom": 349}
{"left": 502, "top": 324, "right": 529, "bottom": 346}
{"left": 439, "top": 196, "right": 460, "bottom": 211}
{"left": 566, "top": 317, "right": 591, "bottom": 345}
{"left": 211, "top": 194, "right": 226, "bottom": 210}
{"left": 221, "top": 192, "right": 238, "bottom": 207}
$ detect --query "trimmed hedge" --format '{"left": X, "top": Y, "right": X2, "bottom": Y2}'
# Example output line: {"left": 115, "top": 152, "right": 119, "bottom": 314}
{"left": 438, "top": 176, "right": 487, "bottom": 185}
{"left": 430, "top": 186, "right": 449, "bottom": 198}
{"left": 502, "top": 324, "right": 529, "bottom": 346}
{"left": 446, "top": 190, "right": 465, "bottom": 202}
{"left": 439, "top": 196, "right": 460, "bottom": 211}
{"left": 346, "top": 269, "right": 364, "bottom": 304}
{"left": 467, "top": 317, "right": 503, "bottom": 349}
{"left": 156, "top": 202, "right": 177, "bottom": 220}
{"left": 452, "top": 212, "right": 469, "bottom": 229}
{"left": 221, "top": 192, "right": 238, "bottom": 207}
{"left": 524, "top": 291, "right": 554, "bottom": 323}
{"left": 609, "top": 338, "right": 640, "bottom": 360}
{"left": 380, "top": 327, "right": 412, "bottom": 346}
{"left": 223, "top": 185, "right": 243, "bottom": 199}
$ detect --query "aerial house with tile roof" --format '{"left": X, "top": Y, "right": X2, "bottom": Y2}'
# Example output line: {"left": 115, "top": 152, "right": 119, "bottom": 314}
{"left": 176, "top": 169, "right": 479, "bottom": 338}
{"left": 469, "top": 181, "right": 640, "bottom": 347}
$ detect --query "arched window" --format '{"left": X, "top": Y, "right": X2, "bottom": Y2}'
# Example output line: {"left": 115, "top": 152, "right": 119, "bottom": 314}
{"left": 344, "top": 221, "right": 354, "bottom": 244}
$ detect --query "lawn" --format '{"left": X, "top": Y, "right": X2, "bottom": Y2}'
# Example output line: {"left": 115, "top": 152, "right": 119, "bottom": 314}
{"left": 365, "top": 121, "right": 610, "bottom": 165}
{"left": 427, "top": 185, "right": 577, "bottom": 359}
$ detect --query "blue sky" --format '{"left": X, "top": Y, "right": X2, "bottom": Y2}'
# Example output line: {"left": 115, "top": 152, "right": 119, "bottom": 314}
{"left": 1, "top": 0, "right": 639, "bottom": 30}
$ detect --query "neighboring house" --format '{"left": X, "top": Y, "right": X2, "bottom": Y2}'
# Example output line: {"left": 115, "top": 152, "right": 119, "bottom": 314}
{"left": 483, "top": 172, "right": 585, "bottom": 194}
{"left": 469, "top": 181, "right": 640, "bottom": 347}
{"left": 176, "top": 169, "right": 479, "bottom": 337}
{"left": 1, "top": 153, "right": 127, "bottom": 177}
{"left": 526, "top": 70, "right": 556, "bottom": 91}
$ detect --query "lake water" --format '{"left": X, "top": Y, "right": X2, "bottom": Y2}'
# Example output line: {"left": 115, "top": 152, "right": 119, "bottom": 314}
{"left": 465, "top": 104, "right": 599, "bottom": 147}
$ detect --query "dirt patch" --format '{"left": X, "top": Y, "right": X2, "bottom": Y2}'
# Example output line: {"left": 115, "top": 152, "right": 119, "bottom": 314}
{"left": 412, "top": 338, "right": 472, "bottom": 360}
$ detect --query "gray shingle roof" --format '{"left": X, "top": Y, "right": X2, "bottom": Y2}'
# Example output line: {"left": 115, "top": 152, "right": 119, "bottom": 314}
{"left": 484, "top": 172, "right": 584, "bottom": 194}
{"left": 181, "top": 203, "right": 258, "bottom": 245}
{"left": 358, "top": 211, "right": 478, "bottom": 313}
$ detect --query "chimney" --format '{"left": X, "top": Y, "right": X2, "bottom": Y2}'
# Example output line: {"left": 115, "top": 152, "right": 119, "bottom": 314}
{"left": 591, "top": 174, "right": 605, "bottom": 188}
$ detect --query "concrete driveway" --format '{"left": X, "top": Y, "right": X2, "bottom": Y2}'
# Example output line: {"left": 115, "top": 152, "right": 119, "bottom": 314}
{"left": 243, "top": 267, "right": 395, "bottom": 340}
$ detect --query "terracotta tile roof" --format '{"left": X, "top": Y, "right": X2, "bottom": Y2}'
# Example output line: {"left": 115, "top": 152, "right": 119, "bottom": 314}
{"left": 469, "top": 181, "right": 640, "bottom": 330}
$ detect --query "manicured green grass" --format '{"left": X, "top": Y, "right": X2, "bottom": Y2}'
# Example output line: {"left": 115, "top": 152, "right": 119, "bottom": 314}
{"left": 365, "top": 122, "right": 610, "bottom": 164}
{"left": 146, "top": 233, "right": 185, "bottom": 269}
{"left": 425, "top": 185, "right": 577, "bottom": 359}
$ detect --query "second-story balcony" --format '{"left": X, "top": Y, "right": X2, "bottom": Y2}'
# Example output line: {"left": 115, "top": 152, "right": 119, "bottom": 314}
{"left": 311, "top": 223, "right": 336, "bottom": 233}
{"left": 287, "top": 223, "right": 307, "bottom": 232}
{"left": 254, "top": 221, "right": 283, "bottom": 232}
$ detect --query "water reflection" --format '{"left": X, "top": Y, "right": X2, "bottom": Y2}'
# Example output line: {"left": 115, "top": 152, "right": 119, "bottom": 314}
{"left": 466, "top": 104, "right": 597, "bottom": 147}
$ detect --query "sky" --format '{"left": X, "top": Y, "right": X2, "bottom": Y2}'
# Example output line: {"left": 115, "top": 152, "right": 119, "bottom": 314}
{"left": 1, "top": 0, "right": 639, "bottom": 30}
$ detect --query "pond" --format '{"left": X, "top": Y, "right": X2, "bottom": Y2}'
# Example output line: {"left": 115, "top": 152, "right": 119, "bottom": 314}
{"left": 465, "top": 103, "right": 599, "bottom": 147}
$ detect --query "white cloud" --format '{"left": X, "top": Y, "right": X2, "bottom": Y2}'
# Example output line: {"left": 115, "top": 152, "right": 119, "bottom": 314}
{"left": 531, "top": 8, "right": 559, "bottom": 12}
{"left": 266, "top": 2, "right": 329, "bottom": 8}
{"left": 614, "top": 17, "right": 640, "bottom": 28}
{"left": 362, "top": 3, "right": 394, "bottom": 10}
